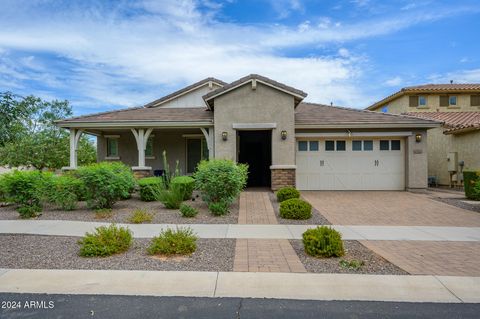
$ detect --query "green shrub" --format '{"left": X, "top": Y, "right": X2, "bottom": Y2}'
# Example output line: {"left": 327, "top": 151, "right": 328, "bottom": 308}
{"left": 276, "top": 187, "right": 300, "bottom": 202}
{"left": 0, "top": 175, "right": 7, "bottom": 203}
{"left": 179, "top": 203, "right": 198, "bottom": 218}
{"left": 78, "top": 224, "right": 133, "bottom": 257}
{"left": 158, "top": 186, "right": 185, "bottom": 209}
{"left": 208, "top": 201, "right": 230, "bottom": 216}
{"left": 279, "top": 198, "right": 312, "bottom": 220}
{"left": 138, "top": 177, "right": 164, "bottom": 201}
{"left": 76, "top": 162, "right": 136, "bottom": 209}
{"left": 194, "top": 159, "right": 248, "bottom": 215}
{"left": 147, "top": 227, "right": 197, "bottom": 256}
{"left": 474, "top": 180, "right": 480, "bottom": 200}
{"left": 171, "top": 176, "right": 195, "bottom": 200}
{"left": 303, "top": 226, "right": 344, "bottom": 258}
{"left": 94, "top": 208, "right": 113, "bottom": 219}
{"left": 129, "top": 208, "right": 153, "bottom": 223}
{"left": 42, "top": 175, "right": 84, "bottom": 210}
{"left": 1, "top": 170, "right": 52, "bottom": 218}
{"left": 464, "top": 170, "right": 480, "bottom": 200}
{"left": 339, "top": 259, "right": 364, "bottom": 270}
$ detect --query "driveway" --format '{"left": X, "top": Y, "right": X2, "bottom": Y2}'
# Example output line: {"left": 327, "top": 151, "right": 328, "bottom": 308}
{"left": 301, "top": 191, "right": 480, "bottom": 227}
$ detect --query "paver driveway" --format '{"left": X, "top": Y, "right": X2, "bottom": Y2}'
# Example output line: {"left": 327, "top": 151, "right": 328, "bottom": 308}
{"left": 301, "top": 191, "right": 480, "bottom": 226}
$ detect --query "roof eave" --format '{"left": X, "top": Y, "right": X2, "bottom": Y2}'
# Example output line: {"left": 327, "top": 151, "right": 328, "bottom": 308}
{"left": 294, "top": 123, "right": 441, "bottom": 129}
{"left": 56, "top": 120, "right": 214, "bottom": 129}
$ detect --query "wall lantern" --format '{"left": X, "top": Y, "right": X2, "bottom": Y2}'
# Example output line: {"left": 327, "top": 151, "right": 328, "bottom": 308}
{"left": 415, "top": 133, "right": 422, "bottom": 143}
{"left": 281, "top": 130, "right": 287, "bottom": 140}
{"left": 222, "top": 131, "right": 228, "bottom": 141}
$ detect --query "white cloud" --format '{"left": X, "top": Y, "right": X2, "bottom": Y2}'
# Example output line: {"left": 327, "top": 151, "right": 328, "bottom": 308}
{"left": 428, "top": 69, "right": 480, "bottom": 83}
{"left": 385, "top": 76, "right": 403, "bottom": 87}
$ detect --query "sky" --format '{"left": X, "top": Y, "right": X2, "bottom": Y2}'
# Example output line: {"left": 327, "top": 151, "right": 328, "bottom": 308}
{"left": 0, "top": 0, "right": 479, "bottom": 115}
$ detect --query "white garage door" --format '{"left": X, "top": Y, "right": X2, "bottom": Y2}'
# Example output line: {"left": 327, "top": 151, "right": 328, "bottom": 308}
{"left": 296, "top": 138, "right": 405, "bottom": 190}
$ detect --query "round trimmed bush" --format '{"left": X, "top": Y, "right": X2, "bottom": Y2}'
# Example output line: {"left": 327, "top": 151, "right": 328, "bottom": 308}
{"left": 276, "top": 186, "right": 300, "bottom": 202}
{"left": 42, "top": 175, "right": 84, "bottom": 210}
{"left": 302, "top": 226, "right": 344, "bottom": 257}
{"left": 279, "top": 198, "right": 312, "bottom": 220}
{"left": 78, "top": 224, "right": 133, "bottom": 257}
{"left": 179, "top": 203, "right": 198, "bottom": 218}
{"left": 171, "top": 176, "right": 195, "bottom": 200}
{"left": 138, "top": 177, "right": 164, "bottom": 201}
{"left": 147, "top": 227, "right": 197, "bottom": 256}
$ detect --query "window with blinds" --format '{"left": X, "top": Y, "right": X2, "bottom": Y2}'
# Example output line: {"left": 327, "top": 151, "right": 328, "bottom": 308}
{"left": 471, "top": 95, "right": 480, "bottom": 106}
{"left": 409, "top": 95, "right": 418, "bottom": 107}
{"left": 439, "top": 95, "right": 449, "bottom": 107}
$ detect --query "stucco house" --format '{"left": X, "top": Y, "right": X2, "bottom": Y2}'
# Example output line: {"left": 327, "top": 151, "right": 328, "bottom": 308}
{"left": 57, "top": 74, "right": 440, "bottom": 191}
{"left": 366, "top": 84, "right": 480, "bottom": 186}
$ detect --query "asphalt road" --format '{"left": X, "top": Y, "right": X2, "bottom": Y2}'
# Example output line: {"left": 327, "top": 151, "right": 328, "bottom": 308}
{"left": 1, "top": 293, "right": 479, "bottom": 319}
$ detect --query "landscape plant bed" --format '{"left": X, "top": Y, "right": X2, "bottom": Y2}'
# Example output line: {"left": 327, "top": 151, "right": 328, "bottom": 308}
{"left": 0, "top": 192, "right": 239, "bottom": 224}
{"left": 290, "top": 240, "right": 408, "bottom": 275}
{"left": 268, "top": 192, "right": 330, "bottom": 225}
{"left": 0, "top": 234, "right": 235, "bottom": 272}
{"left": 430, "top": 197, "right": 480, "bottom": 213}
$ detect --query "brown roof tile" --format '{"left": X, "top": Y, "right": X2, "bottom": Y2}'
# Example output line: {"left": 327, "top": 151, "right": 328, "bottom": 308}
{"left": 403, "top": 111, "right": 480, "bottom": 134}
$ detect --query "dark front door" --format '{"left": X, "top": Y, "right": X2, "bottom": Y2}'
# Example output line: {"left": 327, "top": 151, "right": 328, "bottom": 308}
{"left": 238, "top": 130, "right": 272, "bottom": 187}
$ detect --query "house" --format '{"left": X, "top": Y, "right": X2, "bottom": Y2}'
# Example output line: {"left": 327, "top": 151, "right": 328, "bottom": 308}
{"left": 57, "top": 74, "right": 440, "bottom": 191}
{"left": 366, "top": 84, "right": 480, "bottom": 186}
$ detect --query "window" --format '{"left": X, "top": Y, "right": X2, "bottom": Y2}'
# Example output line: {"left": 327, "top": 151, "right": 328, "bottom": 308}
{"left": 352, "top": 140, "right": 362, "bottom": 151}
{"left": 363, "top": 140, "right": 373, "bottom": 151}
{"left": 145, "top": 136, "right": 154, "bottom": 157}
{"left": 471, "top": 95, "right": 480, "bottom": 106}
{"left": 418, "top": 96, "right": 427, "bottom": 106}
{"left": 309, "top": 141, "right": 319, "bottom": 151}
{"left": 186, "top": 138, "right": 208, "bottom": 174}
{"left": 324, "top": 140, "right": 334, "bottom": 151}
{"left": 379, "top": 140, "right": 389, "bottom": 151}
{"left": 449, "top": 96, "right": 457, "bottom": 106}
{"left": 336, "top": 140, "right": 346, "bottom": 151}
{"left": 106, "top": 138, "right": 118, "bottom": 157}
{"left": 381, "top": 106, "right": 388, "bottom": 113}
{"left": 391, "top": 140, "right": 401, "bottom": 150}
{"left": 298, "top": 141, "right": 308, "bottom": 151}
{"left": 440, "top": 95, "right": 449, "bottom": 107}
{"left": 409, "top": 95, "right": 418, "bottom": 107}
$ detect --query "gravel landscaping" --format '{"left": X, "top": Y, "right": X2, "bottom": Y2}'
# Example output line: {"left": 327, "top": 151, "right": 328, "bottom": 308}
{"left": 0, "top": 191, "right": 239, "bottom": 224}
{"left": 0, "top": 234, "right": 235, "bottom": 272}
{"left": 268, "top": 192, "right": 330, "bottom": 225}
{"left": 291, "top": 240, "right": 408, "bottom": 275}
{"left": 424, "top": 188, "right": 480, "bottom": 213}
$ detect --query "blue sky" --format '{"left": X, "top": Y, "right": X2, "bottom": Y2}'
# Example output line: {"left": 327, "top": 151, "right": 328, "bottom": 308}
{"left": 0, "top": 0, "right": 479, "bottom": 115}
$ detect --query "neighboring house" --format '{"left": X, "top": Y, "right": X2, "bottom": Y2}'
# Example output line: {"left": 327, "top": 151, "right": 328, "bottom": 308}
{"left": 57, "top": 74, "right": 439, "bottom": 191}
{"left": 366, "top": 84, "right": 480, "bottom": 186}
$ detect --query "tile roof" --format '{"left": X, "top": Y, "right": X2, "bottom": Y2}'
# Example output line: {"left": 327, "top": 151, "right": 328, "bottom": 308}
{"left": 367, "top": 83, "right": 480, "bottom": 110}
{"left": 295, "top": 102, "right": 441, "bottom": 127}
{"left": 403, "top": 112, "right": 480, "bottom": 134}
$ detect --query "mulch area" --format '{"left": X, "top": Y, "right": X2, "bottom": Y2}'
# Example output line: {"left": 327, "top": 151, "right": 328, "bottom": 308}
{"left": 268, "top": 192, "right": 331, "bottom": 225}
{"left": 290, "top": 240, "right": 408, "bottom": 275}
{"left": 0, "top": 191, "right": 239, "bottom": 224}
{"left": 0, "top": 234, "right": 235, "bottom": 272}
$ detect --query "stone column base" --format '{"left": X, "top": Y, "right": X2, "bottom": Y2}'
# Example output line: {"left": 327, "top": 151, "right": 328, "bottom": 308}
{"left": 270, "top": 165, "right": 296, "bottom": 191}
{"left": 132, "top": 167, "right": 152, "bottom": 179}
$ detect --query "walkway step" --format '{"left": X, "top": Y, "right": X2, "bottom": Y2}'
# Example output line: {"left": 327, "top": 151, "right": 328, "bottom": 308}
{"left": 238, "top": 191, "right": 277, "bottom": 225}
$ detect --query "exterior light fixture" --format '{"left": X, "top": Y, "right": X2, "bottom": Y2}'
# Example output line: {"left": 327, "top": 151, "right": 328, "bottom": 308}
{"left": 222, "top": 131, "right": 228, "bottom": 141}
{"left": 415, "top": 134, "right": 422, "bottom": 143}
{"left": 281, "top": 130, "right": 287, "bottom": 140}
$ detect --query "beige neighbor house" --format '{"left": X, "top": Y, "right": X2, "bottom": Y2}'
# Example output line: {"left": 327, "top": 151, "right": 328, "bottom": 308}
{"left": 366, "top": 84, "right": 480, "bottom": 186}
{"left": 57, "top": 74, "right": 440, "bottom": 191}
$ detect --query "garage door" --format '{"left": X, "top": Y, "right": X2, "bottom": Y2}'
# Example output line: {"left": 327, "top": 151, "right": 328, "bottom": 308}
{"left": 296, "top": 138, "right": 405, "bottom": 190}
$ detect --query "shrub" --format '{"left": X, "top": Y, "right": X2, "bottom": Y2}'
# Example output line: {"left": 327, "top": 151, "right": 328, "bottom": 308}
{"left": 208, "top": 201, "right": 230, "bottom": 216}
{"left": 339, "top": 259, "right": 364, "bottom": 270}
{"left": 129, "top": 208, "right": 153, "bottom": 224}
{"left": 276, "top": 187, "right": 300, "bottom": 202}
{"left": 1, "top": 170, "right": 51, "bottom": 218}
{"left": 147, "top": 227, "right": 197, "bottom": 256}
{"left": 464, "top": 170, "right": 480, "bottom": 200}
{"left": 0, "top": 175, "right": 7, "bottom": 203}
{"left": 42, "top": 175, "right": 84, "bottom": 210}
{"left": 171, "top": 176, "right": 195, "bottom": 200}
{"left": 279, "top": 198, "right": 312, "bottom": 220}
{"left": 303, "top": 226, "right": 345, "bottom": 258}
{"left": 158, "top": 186, "right": 184, "bottom": 209}
{"left": 138, "top": 177, "right": 164, "bottom": 201}
{"left": 94, "top": 208, "right": 113, "bottom": 219}
{"left": 78, "top": 224, "right": 133, "bottom": 257}
{"left": 194, "top": 159, "right": 248, "bottom": 215}
{"left": 179, "top": 203, "right": 198, "bottom": 218}
{"left": 474, "top": 180, "right": 480, "bottom": 201}
{"left": 76, "top": 162, "right": 136, "bottom": 209}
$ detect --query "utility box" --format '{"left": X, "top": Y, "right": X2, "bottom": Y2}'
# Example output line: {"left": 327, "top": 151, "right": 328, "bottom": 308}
{"left": 447, "top": 152, "right": 458, "bottom": 172}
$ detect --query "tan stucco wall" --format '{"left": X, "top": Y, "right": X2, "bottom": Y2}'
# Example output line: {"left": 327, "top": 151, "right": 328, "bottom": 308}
{"left": 97, "top": 129, "right": 201, "bottom": 174}
{"left": 427, "top": 128, "right": 480, "bottom": 185}
{"left": 213, "top": 82, "right": 295, "bottom": 166}
{"left": 405, "top": 130, "right": 428, "bottom": 189}
{"left": 159, "top": 83, "right": 222, "bottom": 108}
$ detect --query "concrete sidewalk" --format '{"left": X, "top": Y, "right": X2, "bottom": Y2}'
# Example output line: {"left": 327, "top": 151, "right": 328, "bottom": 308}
{"left": 0, "top": 220, "right": 479, "bottom": 241}
{"left": 0, "top": 268, "right": 479, "bottom": 303}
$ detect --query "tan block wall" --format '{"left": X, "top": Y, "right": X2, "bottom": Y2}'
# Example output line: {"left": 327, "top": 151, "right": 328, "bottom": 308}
{"left": 213, "top": 82, "right": 296, "bottom": 166}
{"left": 405, "top": 130, "right": 429, "bottom": 189}
{"left": 271, "top": 168, "right": 296, "bottom": 191}
{"left": 427, "top": 128, "right": 480, "bottom": 185}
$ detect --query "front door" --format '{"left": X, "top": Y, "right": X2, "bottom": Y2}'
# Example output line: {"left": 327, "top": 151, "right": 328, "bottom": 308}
{"left": 238, "top": 131, "right": 272, "bottom": 187}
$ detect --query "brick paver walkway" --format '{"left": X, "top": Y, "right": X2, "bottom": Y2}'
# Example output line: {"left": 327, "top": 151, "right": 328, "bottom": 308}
{"left": 301, "top": 191, "right": 480, "bottom": 226}
{"left": 361, "top": 240, "right": 480, "bottom": 276}
{"left": 234, "top": 191, "right": 306, "bottom": 272}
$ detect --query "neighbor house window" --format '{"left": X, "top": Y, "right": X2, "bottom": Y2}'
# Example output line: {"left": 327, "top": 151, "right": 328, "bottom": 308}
{"left": 106, "top": 138, "right": 119, "bottom": 157}
{"left": 440, "top": 95, "right": 449, "bottom": 107}
{"left": 325, "top": 140, "right": 335, "bottom": 151}
{"left": 352, "top": 140, "right": 362, "bottom": 151}
{"left": 381, "top": 106, "right": 388, "bottom": 113}
{"left": 379, "top": 140, "right": 389, "bottom": 151}
{"left": 409, "top": 95, "right": 419, "bottom": 107}
{"left": 363, "top": 140, "right": 373, "bottom": 151}
{"left": 471, "top": 95, "right": 480, "bottom": 106}
{"left": 449, "top": 96, "right": 457, "bottom": 106}
{"left": 298, "top": 141, "right": 308, "bottom": 151}
{"left": 418, "top": 96, "right": 427, "bottom": 106}
{"left": 391, "top": 140, "right": 401, "bottom": 151}
{"left": 336, "top": 140, "right": 346, "bottom": 151}
{"left": 145, "top": 136, "right": 154, "bottom": 158}
{"left": 309, "top": 141, "right": 319, "bottom": 151}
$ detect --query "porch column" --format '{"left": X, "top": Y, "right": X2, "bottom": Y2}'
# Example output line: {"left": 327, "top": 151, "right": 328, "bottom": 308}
{"left": 63, "top": 128, "right": 83, "bottom": 170}
{"left": 131, "top": 128, "right": 153, "bottom": 169}
{"left": 200, "top": 127, "right": 214, "bottom": 159}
